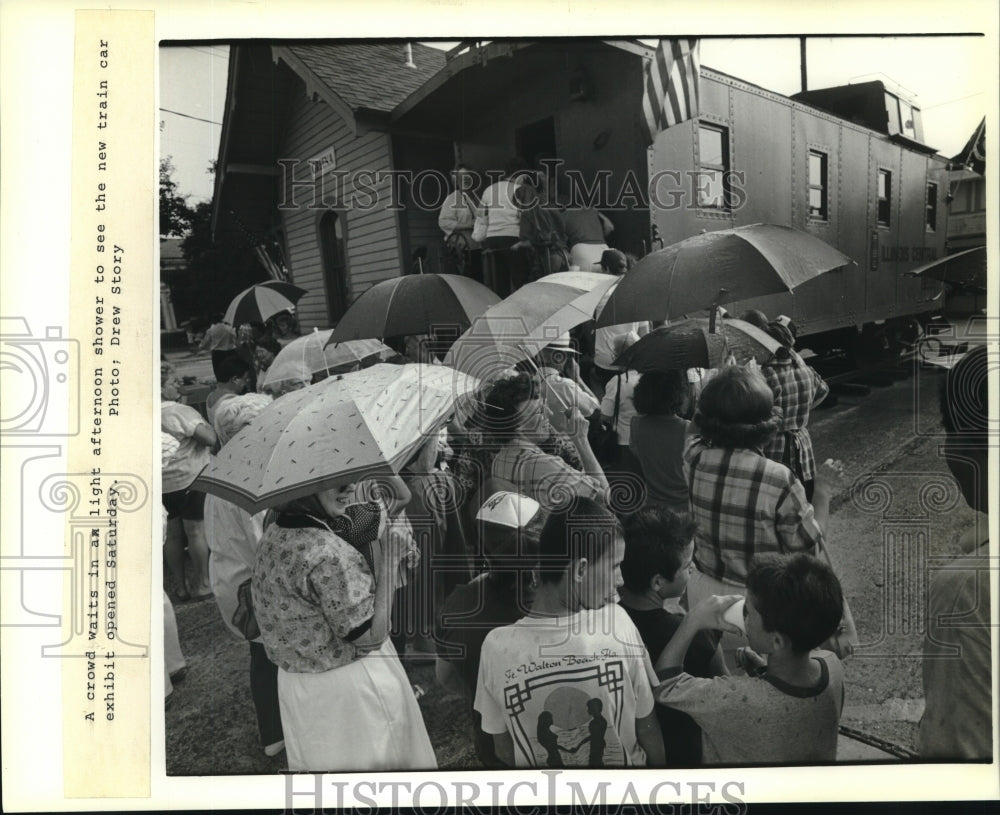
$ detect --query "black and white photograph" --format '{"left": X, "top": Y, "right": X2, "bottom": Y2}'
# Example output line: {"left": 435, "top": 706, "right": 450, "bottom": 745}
{"left": 0, "top": 1, "right": 996, "bottom": 811}
{"left": 157, "top": 34, "right": 993, "bottom": 779}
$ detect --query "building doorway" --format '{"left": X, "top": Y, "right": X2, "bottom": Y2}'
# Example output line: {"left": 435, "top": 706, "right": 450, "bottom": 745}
{"left": 516, "top": 116, "right": 557, "bottom": 171}
{"left": 318, "top": 210, "right": 349, "bottom": 323}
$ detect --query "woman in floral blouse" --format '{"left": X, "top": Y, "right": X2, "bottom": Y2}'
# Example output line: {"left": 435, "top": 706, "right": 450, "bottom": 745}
{"left": 252, "top": 479, "right": 436, "bottom": 771}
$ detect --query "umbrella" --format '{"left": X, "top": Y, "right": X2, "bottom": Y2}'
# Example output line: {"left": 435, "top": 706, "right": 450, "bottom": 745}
{"left": 327, "top": 274, "right": 501, "bottom": 344}
{"left": 261, "top": 330, "right": 393, "bottom": 390}
{"left": 224, "top": 281, "right": 308, "bottom": 327}
{"left": 613, "top": 318, "right": 782, "bottom": 372}
{"left": 595, "top": 223, "right": 854, "bottom": 328}
{"left": 444, "top": 271, "right": 617, "bottom": 379}
{"left": 903, "top": 246, "right": 986, "bottom": 294}
{"left": 191, "top": 363, "right": 479, "bottom": 514}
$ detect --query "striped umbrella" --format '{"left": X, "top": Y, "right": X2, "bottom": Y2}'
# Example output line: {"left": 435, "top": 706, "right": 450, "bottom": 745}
{"left": 224, "top": 281, "right": 308, "bottom": 327}
{"left": 444, "top": 271, "right": 617, "bottom": 380}
{"left": 327, "top": 273, "right": 500, "bottom": 343}
{"left": 191, "top": 363, "right": 479, "bottom": 514}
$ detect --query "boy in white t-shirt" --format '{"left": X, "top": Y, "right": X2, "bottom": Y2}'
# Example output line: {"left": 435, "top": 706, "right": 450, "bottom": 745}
{"left": 474, "top": 497, "right": 665, "bottom": 768}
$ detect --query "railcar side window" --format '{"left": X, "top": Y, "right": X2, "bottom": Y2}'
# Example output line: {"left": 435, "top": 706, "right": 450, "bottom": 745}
{"left": 877, "top": 169, "right": 892, "bottom": 226}
{"left": 808, "top": 151, "right": 828, "bottom": 220}
{"left": 925, "top": 182, "right": 937, "bottom": 231}
{"left": 697, "top": 123, "right": 729, "bottom": 209}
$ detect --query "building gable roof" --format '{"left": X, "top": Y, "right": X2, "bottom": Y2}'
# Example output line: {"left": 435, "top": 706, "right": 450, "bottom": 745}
{"left": 286, "top": 42, "right": 446, "bottom": 115}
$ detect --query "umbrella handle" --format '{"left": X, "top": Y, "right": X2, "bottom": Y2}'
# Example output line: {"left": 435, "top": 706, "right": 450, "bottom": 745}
{"left": 526, "top": 356, "right": 571, "bottom": 412}
{"left": 709, "top": 288, "right": 729, "bottom": 333}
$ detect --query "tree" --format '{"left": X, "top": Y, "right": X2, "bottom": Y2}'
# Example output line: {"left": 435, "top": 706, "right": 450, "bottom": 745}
{"left": 160, "top": 157, "right": 194, "bottom": 237}
{"left": 179, "top": 200, "right": 268, "bottom": 317}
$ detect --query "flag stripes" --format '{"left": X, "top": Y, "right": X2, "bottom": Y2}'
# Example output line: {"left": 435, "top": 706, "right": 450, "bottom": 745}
{"left": 642, "top": 38, "right": 700, "bottom": 146}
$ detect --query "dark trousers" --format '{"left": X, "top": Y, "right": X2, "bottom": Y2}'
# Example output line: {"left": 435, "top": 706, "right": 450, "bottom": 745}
{"left": 249, "top": 641, "right": 283, "bottom": 747}
{"left": 482, "top": 236, "right": 529, "bottom": 298}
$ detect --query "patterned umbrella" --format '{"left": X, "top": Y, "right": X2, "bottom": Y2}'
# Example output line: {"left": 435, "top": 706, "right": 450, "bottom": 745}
{"left": 595, "top": 223, "right": 854, "bottom": 328}
{"left": 223, "top": 281, "right": 308, "bottom": 327}
{"left": 444, "top": 271, "right": 617, "bottom": 379}
{"left": 261, "top": 329, "right": 392, "bottom": 390}
{"left": 327, "top": 273, "right": 500, "bottom": 343}
{"left": 613, "top": 318, "right": 782, "bottom": 372}
{"left": 191, "top": 363, "right": 479, "bottom": 513}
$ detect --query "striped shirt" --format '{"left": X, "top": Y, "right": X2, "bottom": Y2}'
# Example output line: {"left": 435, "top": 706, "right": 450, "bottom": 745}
{"left": 760, "top": 352, "right": 829, "bottom": 481}
{"left": 683, "top": 436, "right": 823, "bottom": 586}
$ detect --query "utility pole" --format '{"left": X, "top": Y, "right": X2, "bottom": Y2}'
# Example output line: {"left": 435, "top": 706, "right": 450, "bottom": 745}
{"left": 800, "top": 36, "right": 808, "bottom": 92}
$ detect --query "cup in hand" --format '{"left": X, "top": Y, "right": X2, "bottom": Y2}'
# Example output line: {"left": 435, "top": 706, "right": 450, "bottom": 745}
{"left": 721, "top": 596, "right": 746, "bottom": 637}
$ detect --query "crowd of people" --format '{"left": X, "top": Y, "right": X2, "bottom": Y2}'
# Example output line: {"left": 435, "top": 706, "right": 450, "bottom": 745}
{"left": 159, "top": 177, "right": 990, "bottom": 770}
{"left": 438, "top": 160, "right": 616, "bottom": 295}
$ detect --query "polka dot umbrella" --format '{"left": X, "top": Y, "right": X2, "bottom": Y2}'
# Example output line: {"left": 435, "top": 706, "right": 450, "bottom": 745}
{"left": 191, "top": 363, "right": 479, "bottom": 514}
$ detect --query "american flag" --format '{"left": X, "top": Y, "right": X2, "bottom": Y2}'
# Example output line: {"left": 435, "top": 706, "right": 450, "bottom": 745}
{"left": 641, "top": 39, "right": 701, "bottom": 146}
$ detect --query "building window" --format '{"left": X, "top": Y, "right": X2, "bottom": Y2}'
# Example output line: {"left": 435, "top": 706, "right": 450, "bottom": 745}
{"left": 877, "top": 169, "right": 892, "bottom": 226}
{"left": 925, "top": 182, "right": 937, "bottom": 231}
{"left": 808, "top": 150, "right": 828, "bottom": 219}
{"left": 318, "top": 210, "right": 349, "bottom": 323}
{"left": 697, "top": 123, "right": 729, "bottom": 209}
{"left": 884, "top": 91, "right": 920, "bottom": 141}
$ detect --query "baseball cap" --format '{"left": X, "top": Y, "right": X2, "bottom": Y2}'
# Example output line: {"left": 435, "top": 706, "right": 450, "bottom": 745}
{"left": 476, "top": 491, "right": 541, "bottom": 529}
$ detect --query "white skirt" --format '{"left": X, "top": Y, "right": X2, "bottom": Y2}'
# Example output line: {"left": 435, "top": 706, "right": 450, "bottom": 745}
{"left": 278, "top": 638, "right": 437, "bottom": 772}
{"left": 163, "top": 591, "right": 186, "bottom": 697}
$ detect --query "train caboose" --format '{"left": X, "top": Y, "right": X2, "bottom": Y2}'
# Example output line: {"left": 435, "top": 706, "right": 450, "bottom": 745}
{"left": 390, "top": 40, "right": 951, "bottom": 357}
{"left": 648, "top": 70, "right": 949, "bottom": 355}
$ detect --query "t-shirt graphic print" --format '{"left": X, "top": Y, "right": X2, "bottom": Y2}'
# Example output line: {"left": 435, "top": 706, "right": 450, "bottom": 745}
{"left": 475, "top": 603, "right": 656, "bottom": 768}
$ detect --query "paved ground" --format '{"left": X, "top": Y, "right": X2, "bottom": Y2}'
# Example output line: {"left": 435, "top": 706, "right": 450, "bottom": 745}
{"left": 165, "top": 347, "right": 979, "bottom": 772}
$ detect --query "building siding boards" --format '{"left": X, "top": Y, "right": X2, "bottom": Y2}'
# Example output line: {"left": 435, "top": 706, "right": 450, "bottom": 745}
{"left": 392, "top": 135, "right": 456, "bottom": 275}
{"left": 277, "top": 78, "right": 402, "bottom": 331}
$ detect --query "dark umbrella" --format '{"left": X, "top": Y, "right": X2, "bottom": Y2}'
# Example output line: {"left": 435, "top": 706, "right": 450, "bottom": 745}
{"left": 327, "top": 274, "right": 500, "bottom": 344}
{"left": 903, "top": 246, "right": 986, "bottom": 294}
{"left": 595, "top": 223, "right": 854, "bottom": 329}
{"left": 613, "top": 318, "right": 781, "bottom": 372}
{"left": 223, "top": 281, "right": 308, "bottom": 327}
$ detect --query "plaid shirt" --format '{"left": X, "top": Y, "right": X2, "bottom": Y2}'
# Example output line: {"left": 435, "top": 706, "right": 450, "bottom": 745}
{"left": 684, "top": 436, "right": 823, "bottom": 585}
{"left": 491, "top": 439, "right": 605, "bottom": 512}
{"left": 760, "top": 352, "right": 829, "bottom": 481}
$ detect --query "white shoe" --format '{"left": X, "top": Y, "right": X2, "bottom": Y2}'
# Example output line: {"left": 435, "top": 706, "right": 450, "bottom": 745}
{"left": 264, "top": 740, "right": 285, "bottom": 757}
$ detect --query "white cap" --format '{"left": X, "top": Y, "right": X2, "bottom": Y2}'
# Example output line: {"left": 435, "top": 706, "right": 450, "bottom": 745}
{"left": 476, "top": 491, "right": 541, "bottom": 529}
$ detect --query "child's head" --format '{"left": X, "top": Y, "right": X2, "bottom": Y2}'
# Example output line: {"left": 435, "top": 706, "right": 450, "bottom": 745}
{"left": 694, "top": 365, "right": 781, "bottom": 449}
{"left": 621, "top": 508, "right": 697, "bottom": 599}
{"left": 217, "top": 355, "right": 252, "bottom": 392}
{"left": 633, "top": 369, "right": 687, "bottom": 417}
{"left": 744, "top": 553, "right": 843, "bottom": 655}
{"left": 477, "top": 491, "right": 545, "bottom": 593}
{"left": 600, "top": 249, "right": 628, "bottom": 275}
{"left": 537, "top": 497, "right": 624, "bottom": 610}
